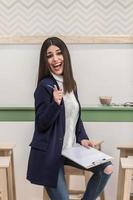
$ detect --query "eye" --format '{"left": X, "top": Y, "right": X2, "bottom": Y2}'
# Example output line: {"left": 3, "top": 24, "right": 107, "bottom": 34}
{"left": 47, "top": 54, "right": 53, "bottom": 59}
{"left": 56, "top": 51, "right": 62, "bottom": 55}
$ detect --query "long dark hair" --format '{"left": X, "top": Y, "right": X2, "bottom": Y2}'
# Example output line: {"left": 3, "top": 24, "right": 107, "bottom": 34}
{"left": 37, "top": 37, "right": 76, "bottom": 93}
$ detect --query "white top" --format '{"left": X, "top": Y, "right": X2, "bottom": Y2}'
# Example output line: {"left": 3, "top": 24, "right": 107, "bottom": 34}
{"left": 52, "top": 73, "right": 79, "bottom": 149}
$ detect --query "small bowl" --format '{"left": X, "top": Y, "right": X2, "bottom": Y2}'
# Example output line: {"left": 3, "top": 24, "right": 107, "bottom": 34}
{"left": 99, "top": 96, "right": 112, "bottom": 105}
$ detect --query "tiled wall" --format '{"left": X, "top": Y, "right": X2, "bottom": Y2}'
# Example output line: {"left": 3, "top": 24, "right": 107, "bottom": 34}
{"left": 0, "top": 0, "right": 133, "bottom": 36}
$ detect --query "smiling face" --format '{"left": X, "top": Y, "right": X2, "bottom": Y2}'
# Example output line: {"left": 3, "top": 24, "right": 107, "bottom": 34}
{"left": 46, "top": 45, "right": 64, "bottom": 75}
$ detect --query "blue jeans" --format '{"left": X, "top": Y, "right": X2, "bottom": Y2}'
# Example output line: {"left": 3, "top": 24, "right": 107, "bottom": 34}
{"left": 45, "top": 158, "right": 112, "bottom": 200}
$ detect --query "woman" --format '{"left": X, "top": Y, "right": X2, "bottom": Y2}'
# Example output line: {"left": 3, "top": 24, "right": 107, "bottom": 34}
{"left": 27, "top": 37, "right": 113, "bottom": 200}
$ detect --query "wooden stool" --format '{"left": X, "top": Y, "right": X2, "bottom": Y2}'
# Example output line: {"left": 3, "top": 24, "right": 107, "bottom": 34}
{"left": 43, "top": 140, "right": 105, "bottom": 200}
{"left": 120, "top": 157, "right": 133, "bottom": 200}
{"left": 0, "top": 144, "right": 16, "bottom": 200}
{"left": 64, "top": 140, "right": 105, "bottom": 200}
{"left": 0, "top": 156, "right": 10, "bottom": 200}
{"left": 117, "top": 145, "right": 133, "bottom": 200}
{"left": 64, "top": 165, "right": 105, "bottom": 200}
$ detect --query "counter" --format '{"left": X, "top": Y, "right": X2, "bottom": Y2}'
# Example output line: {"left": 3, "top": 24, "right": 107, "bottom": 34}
{"left": 0, "top": 106, "right": 133, "bottom": 122}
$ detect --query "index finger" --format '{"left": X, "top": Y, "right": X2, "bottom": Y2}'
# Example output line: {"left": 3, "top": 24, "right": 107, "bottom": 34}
{"left": 54, "top": 85, "right": 58, "bottom": 90}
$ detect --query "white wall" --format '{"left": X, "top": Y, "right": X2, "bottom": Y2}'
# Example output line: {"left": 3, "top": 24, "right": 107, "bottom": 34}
{"left": 0, "top": 44, "right": 133, "bottom": 200}
{"left": 70, "top": 44, "right": 133, "bottom": 105}
{"left": 0, "top": 44, "right": 133, "bottom": 106}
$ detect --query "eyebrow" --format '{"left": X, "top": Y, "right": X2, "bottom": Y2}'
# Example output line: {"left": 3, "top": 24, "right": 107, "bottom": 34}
{"left": 47, "top": 49, "right": 61, "bottom": 54}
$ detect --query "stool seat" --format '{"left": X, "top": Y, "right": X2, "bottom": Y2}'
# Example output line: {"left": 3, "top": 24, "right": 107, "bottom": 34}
{"left": 120, "top": 157, "right": 133, "bottom": 200}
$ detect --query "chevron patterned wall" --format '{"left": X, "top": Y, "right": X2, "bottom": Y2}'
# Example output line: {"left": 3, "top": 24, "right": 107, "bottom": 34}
{"left": 0, "top": 0, "right": 133, "bottom": 37}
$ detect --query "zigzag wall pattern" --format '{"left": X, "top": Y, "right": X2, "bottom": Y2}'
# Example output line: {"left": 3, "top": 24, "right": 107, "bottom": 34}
{"left": 0, "top": 0, "right": 133, "bottom": 37}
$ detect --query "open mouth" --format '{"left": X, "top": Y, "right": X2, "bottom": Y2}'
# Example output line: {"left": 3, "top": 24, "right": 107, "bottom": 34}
{"left": 53, "top": 63, "right": 62, "bottom": 69}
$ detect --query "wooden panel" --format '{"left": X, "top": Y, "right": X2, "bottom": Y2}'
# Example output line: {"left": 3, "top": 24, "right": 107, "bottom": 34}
{"left": 0, "top": 36, "right": 133, "bottom": 44}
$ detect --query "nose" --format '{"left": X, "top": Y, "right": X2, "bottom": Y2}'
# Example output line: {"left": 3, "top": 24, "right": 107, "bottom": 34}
{"left": 53, "top": 54, "right": 58, "bottom": 61}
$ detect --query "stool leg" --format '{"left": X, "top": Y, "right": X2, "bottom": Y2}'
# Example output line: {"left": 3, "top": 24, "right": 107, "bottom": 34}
{"left": 123, "top": 169, "right": 132, "bottom": 200}
{"left": 84, "top": 171, "right": 92, "bottom": 186}
{"left": 117, "top": 149, "right": 127, "bottom": 200}
{"left": 100, "top": 191, "right": 105, "bottom": 200}
{"left": 0, "top": 168, "right": 8, "bottom": 200}
{"left": 43, "top": 187, "right": 49, "bottom": 200}
{"left": 7, "top": 162, "right": 15, "bottom": 200}
{"left": 10, "top": 152, "right": 16, "bottom": 200}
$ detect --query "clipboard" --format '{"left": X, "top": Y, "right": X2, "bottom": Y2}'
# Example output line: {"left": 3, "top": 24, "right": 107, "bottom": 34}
{"left": 62, "top": 145, "right": 112, "bottom": 169}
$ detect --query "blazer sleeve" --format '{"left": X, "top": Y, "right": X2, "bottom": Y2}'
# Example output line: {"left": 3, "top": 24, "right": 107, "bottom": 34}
{"left": 35, "top": 83, "right": 62, "bottom": 132}
{"left": 76, "top": 118, "right": 89, "bottom": 143}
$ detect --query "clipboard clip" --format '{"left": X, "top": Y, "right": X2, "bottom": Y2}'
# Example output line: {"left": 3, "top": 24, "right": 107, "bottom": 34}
{"left": 92, "top": 158, "right": 106, "bottom": 166}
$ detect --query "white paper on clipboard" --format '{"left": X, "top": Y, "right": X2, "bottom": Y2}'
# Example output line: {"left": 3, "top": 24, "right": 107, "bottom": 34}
{"left": 62, "top": 145, "right": 112, "bottom": 169}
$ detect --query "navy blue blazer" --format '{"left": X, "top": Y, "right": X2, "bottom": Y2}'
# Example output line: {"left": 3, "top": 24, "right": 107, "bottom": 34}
{"left": 27, "top": 75, "right": 89, "bottom": 187}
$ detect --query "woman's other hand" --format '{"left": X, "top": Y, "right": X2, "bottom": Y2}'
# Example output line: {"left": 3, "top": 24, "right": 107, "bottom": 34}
{"left": 81, "top": 139, "right": 95, "bottom": 148}
{"left": 53, "top": 85, "right": 63, "bottom": 105}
